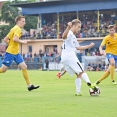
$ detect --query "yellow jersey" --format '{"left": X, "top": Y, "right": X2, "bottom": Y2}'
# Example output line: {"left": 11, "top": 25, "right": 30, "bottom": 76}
{"left": 101, "top": 33, "right": 117, "bottom": 55}
{"left": 6, "top": 25, "right": 22, "bottom": 54}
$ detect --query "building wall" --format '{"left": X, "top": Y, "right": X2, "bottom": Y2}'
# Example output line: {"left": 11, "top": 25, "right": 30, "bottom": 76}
{"left": 20, "top": 39, "right": 63, "bottom": 55}
{"left": 20, "top": 37, "right": 103, "bottom": 56}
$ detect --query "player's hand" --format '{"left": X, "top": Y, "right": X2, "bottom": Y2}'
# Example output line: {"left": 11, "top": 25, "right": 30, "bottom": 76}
{"left": 67, "top": 22, "right": 72, "bottom": 28}
{"left": 89, "top": 42, "right": 95, "bottom": 48}
{"left": 80, "top": 50, "right": 84, "bottom": 53}
{"left": 100, "top": 50, "right": 104, "bottom": 55}
{"left": 21, "top": 40, "right": 27, "bottom": 44}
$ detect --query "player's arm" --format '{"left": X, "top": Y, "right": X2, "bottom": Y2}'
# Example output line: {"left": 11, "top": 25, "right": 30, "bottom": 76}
{"left": 76, "top": 42, "right": 95, "bottom": 50}
{"left": 4, "top": 31, "right": 11, "bottom": 45}
{"left": 13, "top": 35, "right": 27, "bottom": 44}
{"left": 62, "top": 22, "right": 72, "bottom": 39}
{"left": 55, "top": 54, "right": 61, "bottom": 59}
{"left": 99, "top": 38, "right": 106, "bottom": 55}
{"left": 4, "top": 36, "right": 9, "bottom": 45}
{"left": 99, "top": 45, "right": 104, "bottom": 55}
{"left": 13, "top": 29, "right": 27, "bottom": 44}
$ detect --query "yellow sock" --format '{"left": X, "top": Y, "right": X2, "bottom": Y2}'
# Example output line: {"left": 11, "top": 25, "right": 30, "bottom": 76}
{"left": 110, "top": 65, "right": 115, "bottom": 81}
{"left": 22, "top": 69, "right": 31, "bottom": 85}
{"left": 0, "top": 68, "right": 3, "bottom": 73}
{"left": 98, "top": 71, "right": 110, "bottom": 82}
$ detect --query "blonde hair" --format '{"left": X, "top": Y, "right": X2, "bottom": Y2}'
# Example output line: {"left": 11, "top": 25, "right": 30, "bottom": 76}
{"left": 72, "top": 19, "right": 81, "bottom": 26}
{"left": 108, "top": 25, "right": 115, "bottom": 29}
{"left": 15, "top": 15, "right": 25, "bottom": 23}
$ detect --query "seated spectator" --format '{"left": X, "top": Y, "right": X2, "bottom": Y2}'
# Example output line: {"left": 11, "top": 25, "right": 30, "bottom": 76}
{"left": 86, "top": 62, "right": 92, "bottom": 71}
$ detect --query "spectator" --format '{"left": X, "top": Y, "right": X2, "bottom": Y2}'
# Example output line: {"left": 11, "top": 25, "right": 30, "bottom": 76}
{"left": 45, "top": 58, "right": 49, "bottom": 71}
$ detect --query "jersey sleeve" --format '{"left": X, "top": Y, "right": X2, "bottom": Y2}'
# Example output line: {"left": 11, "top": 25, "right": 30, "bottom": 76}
{"left": 6, "top": 31, "right": 11, "bottom": 38}
{"left": 101, "top": 37, "right": 106, "bottom": 46}
{"left": 14, "top": 29, "right": 21, "bottom": 38}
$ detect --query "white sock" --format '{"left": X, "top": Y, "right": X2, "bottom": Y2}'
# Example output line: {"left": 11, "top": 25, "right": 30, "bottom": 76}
{"left": 28, "top": 84, "right": 32, "bottom": 87}
{"left": 60, "top": 70, "right": 66, "bottom": 76}
{"left": 75, "top": 78, "right": 81, "bottom": 94}
{"left": 81, "top": 73, "right": 90, "bottom": 83}
{"left": 60, "top": 66, "right": 65, "bottom": 72}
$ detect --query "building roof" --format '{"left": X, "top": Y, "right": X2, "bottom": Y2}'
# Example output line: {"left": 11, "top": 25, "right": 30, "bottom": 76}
{"left": 11, "top": 0, "right": 117, "bottom": 15}
{"left": 11, "top": 0, "right": 115, "bottom": 8}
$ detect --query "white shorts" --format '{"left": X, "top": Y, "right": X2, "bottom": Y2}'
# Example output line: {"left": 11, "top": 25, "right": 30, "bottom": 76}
{"left": 62, "top": 59, "right": 84, "bottom": 76}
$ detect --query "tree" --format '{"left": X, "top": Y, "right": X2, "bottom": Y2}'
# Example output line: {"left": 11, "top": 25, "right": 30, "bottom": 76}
{"left": 25, "top": 16, "right": 38, "bottom": 31}
{"left": 0, "top": 25, "right": 13, "bottom": 41}
{"left": 0, "top": 0, "right": 38, "bottom": 41}
{"left": 0, "top": 1, "right": 19, "bottom": 25}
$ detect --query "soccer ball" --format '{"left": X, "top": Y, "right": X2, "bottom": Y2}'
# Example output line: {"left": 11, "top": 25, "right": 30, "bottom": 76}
{"left": 89, "top": 86, "right": 100, "bottom": 96}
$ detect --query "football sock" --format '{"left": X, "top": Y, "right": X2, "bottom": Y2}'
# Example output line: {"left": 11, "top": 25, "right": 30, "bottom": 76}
{"left": 60, "top": 71, "right": 66, "bottom": 76}
{"left": 0, "top": 68, "right": 3, "bottom": 73}
{"left": 110, "top": 65, "right": 115, "bottom": 81}
{"left": 96, "top": 81, "right": 100, "bottom": 85}
{"left": 81, "top": 73, "right": 90, "bottom": 83}
{"left": 60, "top": 66, "right": 65, "bottom": 72}
{"left": 98, "top": 71, "right": 110, "bottom": 82}
{"left": 22, "top": 69, "right": 31, "bottom": 85}
{"left": 28, "top": 84, "right": 32, "bottom": 88}
{"left": 75, "top": 78, "right": 81, "bottom": 94}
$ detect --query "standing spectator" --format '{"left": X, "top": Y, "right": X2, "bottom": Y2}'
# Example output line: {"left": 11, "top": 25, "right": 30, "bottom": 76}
{"left": 45, "top": 58, "right": 49, "bottom": 71}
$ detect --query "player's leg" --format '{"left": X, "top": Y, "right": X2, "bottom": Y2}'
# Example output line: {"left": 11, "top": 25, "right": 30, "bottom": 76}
{"left": 62, "top": 60, "right": 82, "bottom": 95}
{"left": 95, "top": 54, "right": 116, "bottom": 85}
{"left": 80, "top": 72, "right": 98, "bottom": 92}
{"left": 0, "top": 52, "right": 13, "bottom": 73}
{"left": 15, "top": 53, "right": 39, "bottom": 91}
{"left": 95, "top": 67, "right": 110, "bottom": 85}
{"left": 74, "top": 61, "right": 98, "bottom": 92}
{"left": 56, "top": 65, "right": 66, "bottom": 78}
{"left": 75, "top": 78, "right": 82, "bottom": 96}
{"left": 0, "top": 64, "right": 8, "bottom": 73}
{"left": 108, "top": 55, "right": 116, "bottom": 84}
{"left": 107, "top": 54, "right": 116, "bottom": 84}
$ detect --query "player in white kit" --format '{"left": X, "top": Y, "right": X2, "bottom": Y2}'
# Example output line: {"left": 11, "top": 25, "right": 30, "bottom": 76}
{"left": 61, "top": 19, "right": 98, "bottom": 96}
{"left": 56, "top": 22, "right": 81, "bottom": 79}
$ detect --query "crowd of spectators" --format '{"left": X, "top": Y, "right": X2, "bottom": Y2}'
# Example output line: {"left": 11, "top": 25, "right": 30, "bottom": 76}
{"left": 85, "top": 51, "right": 101, "bottom": 56}
{"left": 21, "top": 49, "right": 103, "bottom": 65}
{"left": 85, "top": 62, "right": 107, "bottom": 71}
{"left": 22, "top": 50, "right": 59, "bottom": 63}
{"left": 21, "top": 14, "right": 116, "bottom": 39}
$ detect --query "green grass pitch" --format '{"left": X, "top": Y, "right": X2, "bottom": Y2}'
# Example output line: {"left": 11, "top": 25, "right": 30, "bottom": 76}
{"left": 0, "top": 70, "right": 117, "bottom": 117}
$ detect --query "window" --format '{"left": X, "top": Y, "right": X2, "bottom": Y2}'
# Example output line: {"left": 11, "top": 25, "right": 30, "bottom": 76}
{"left": 28, "top": 46, "right": 32, "bottom": 52}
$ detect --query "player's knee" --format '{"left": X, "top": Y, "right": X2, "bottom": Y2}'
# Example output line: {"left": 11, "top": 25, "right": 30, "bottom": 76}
{"left": 110, "top": 62, "right": 115, "bottom": 66}
{"left": 2, "top": 68, "right": 7, "bottom": 73}
{"left": 21, "top": 65, "right": 27, "bottom": 70}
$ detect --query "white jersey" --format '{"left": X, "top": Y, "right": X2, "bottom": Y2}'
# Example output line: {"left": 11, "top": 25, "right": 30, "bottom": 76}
{"left": 61, "top": 30, "right": 80, "bottom": 62}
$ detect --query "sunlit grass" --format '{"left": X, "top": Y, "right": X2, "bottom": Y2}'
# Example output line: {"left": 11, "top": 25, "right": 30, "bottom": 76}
{"left": 0, "top": 70, "right": 117, "bottom": 117}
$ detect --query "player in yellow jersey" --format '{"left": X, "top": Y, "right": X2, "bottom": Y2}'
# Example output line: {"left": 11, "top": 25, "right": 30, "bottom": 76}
{"left": 95, "top": 25, "right": 117, "bottom": 85}
{"left": 0, "top": 15, "right": 39, "bottom": 91}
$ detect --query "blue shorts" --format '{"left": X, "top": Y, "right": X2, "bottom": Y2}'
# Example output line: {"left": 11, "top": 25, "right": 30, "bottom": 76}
{"left": 2, "top": 52, "right": 24, "bottom": 67}
{"left": 106, "top": 53, "right": 117, "bottom": 66}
